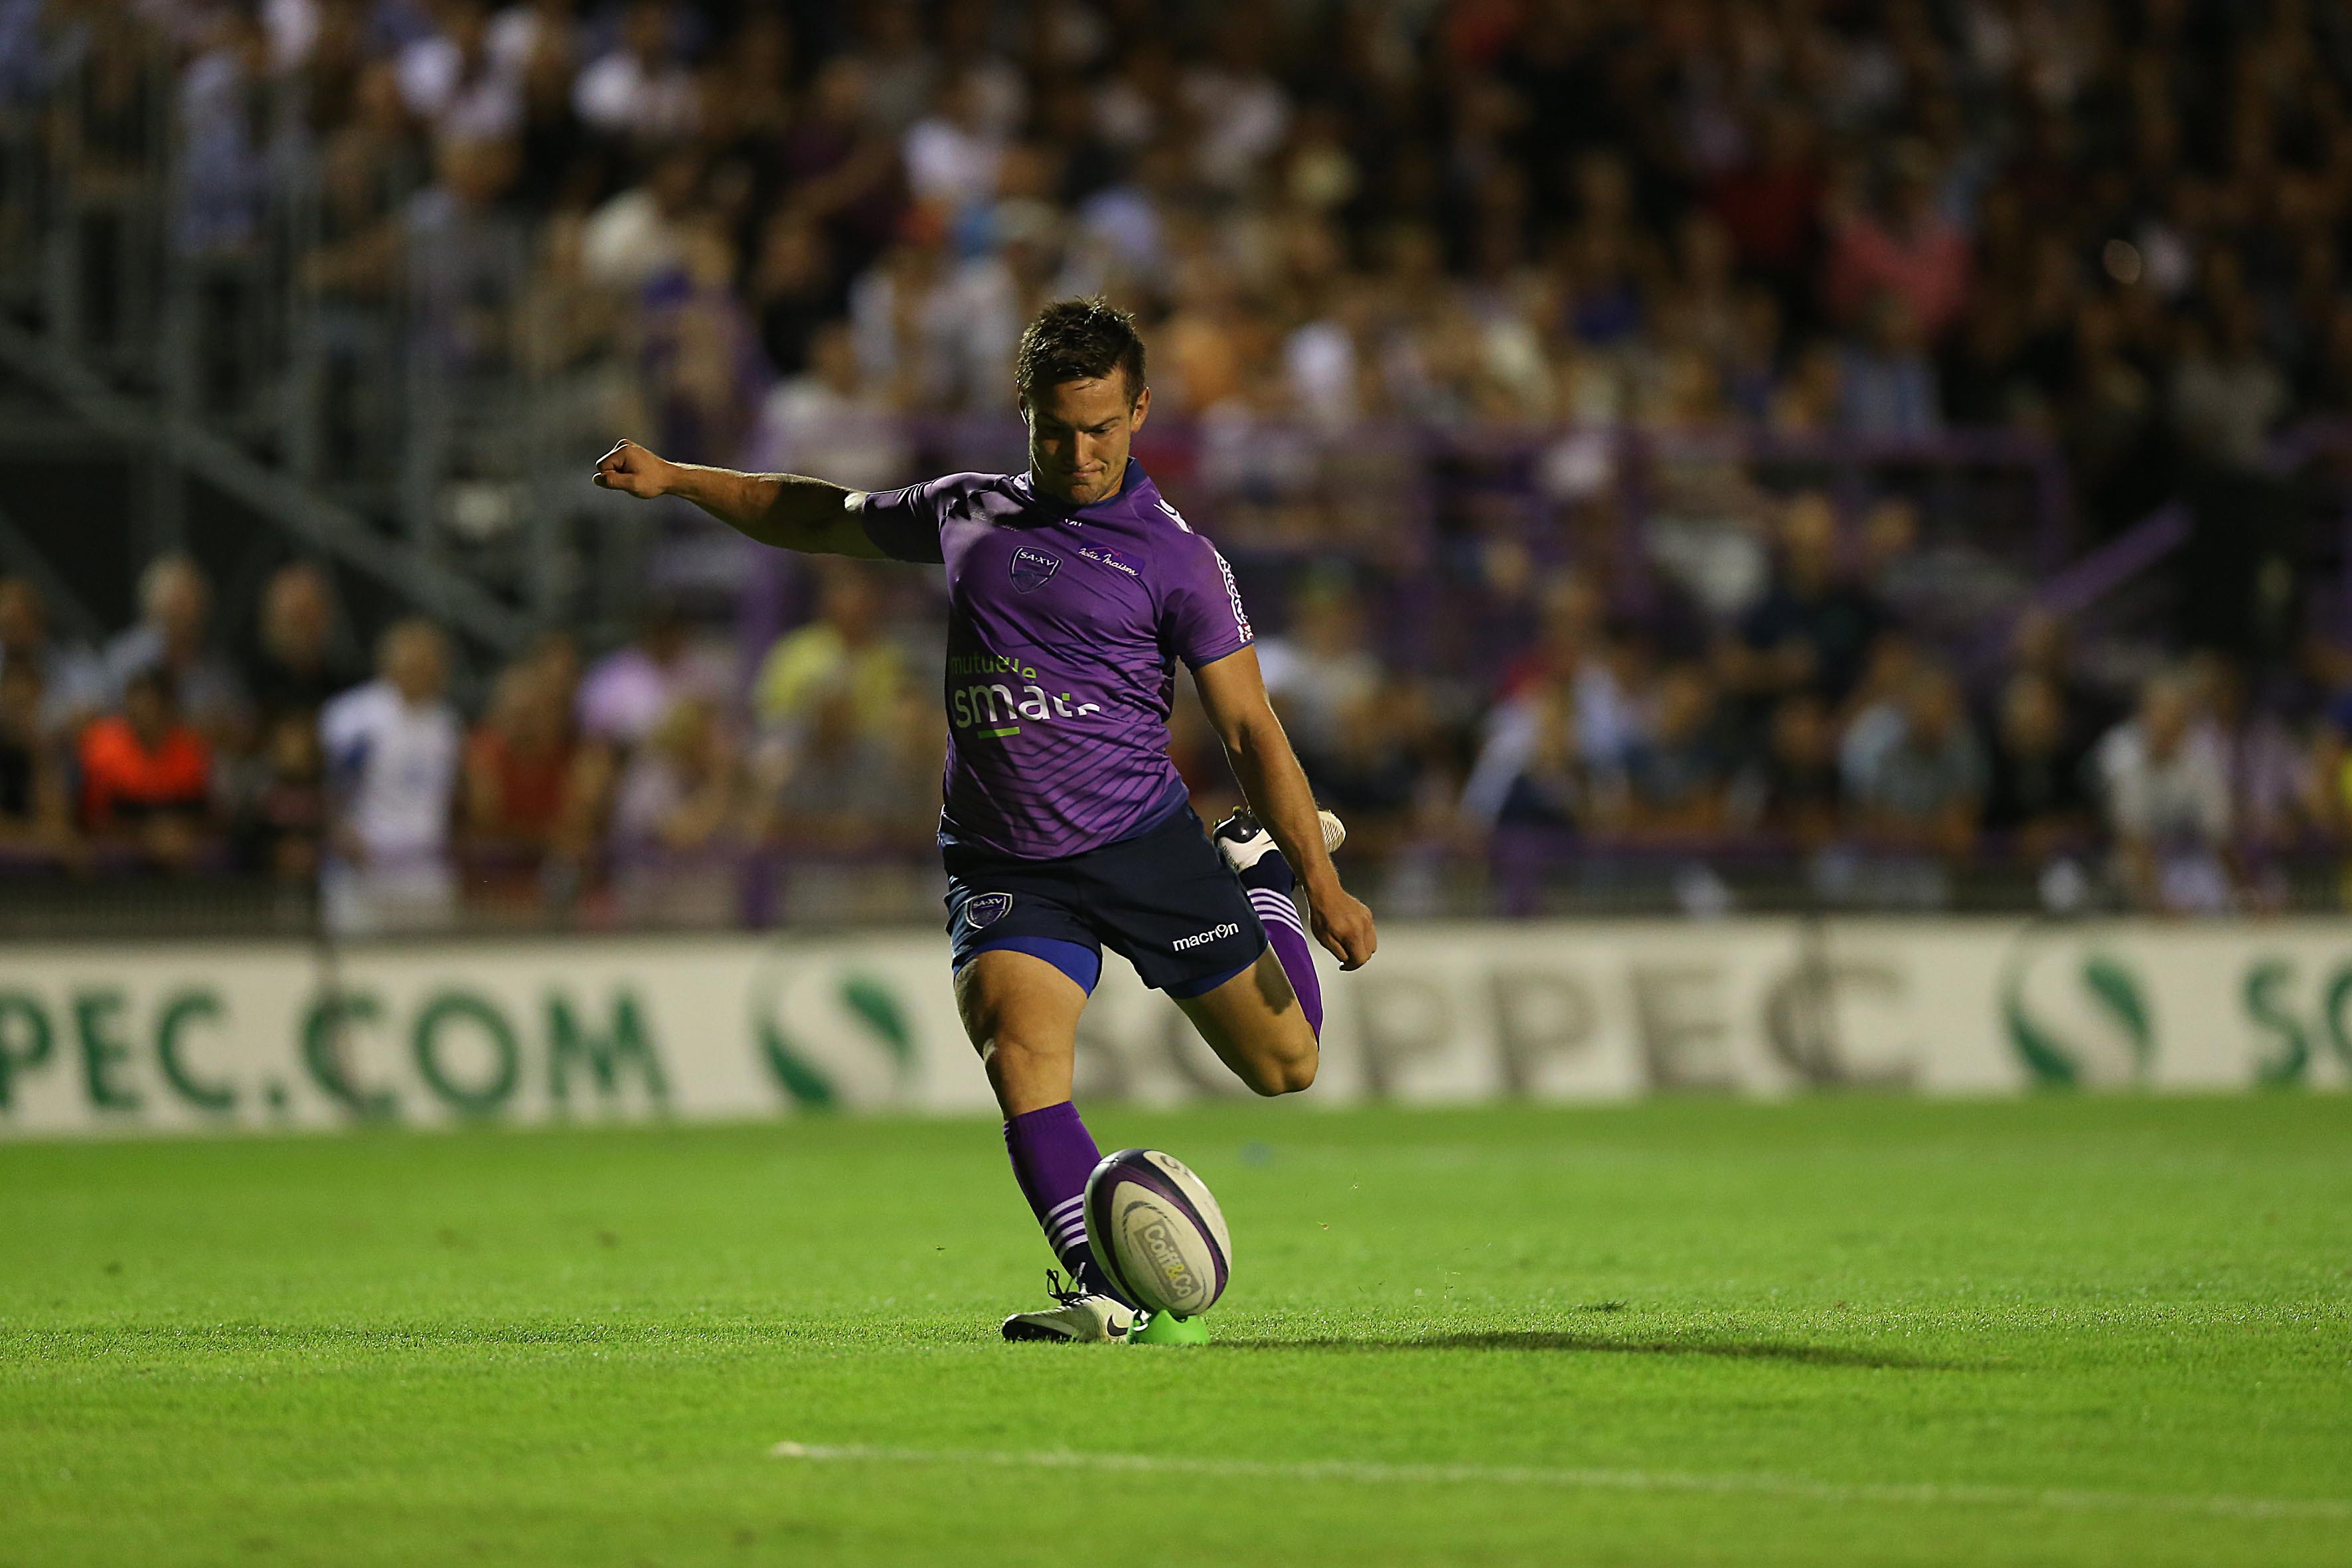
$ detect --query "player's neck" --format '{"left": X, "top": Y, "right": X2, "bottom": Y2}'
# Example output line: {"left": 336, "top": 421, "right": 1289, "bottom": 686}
{"left": 1033, "top": 458, "right": 1133, "bottom": 510}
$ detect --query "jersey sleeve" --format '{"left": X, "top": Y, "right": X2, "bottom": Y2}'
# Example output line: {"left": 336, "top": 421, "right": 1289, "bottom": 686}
{"left": 1160, "top": 534, "right": 1255, "bottom": 670}
{"left": 857, "top": 476, "right": 955, "bottom": 564}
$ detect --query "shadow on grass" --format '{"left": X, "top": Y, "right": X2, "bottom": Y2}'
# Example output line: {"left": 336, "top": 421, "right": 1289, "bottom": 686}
{"left": 1215, "top": 1331, "right": 1976, "bottom": 1371}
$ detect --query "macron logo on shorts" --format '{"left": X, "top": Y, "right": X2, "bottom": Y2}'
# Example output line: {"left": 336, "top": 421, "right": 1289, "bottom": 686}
{"left": 966, "top": 892, "right": 1014, "bottom": 929}
{"left": 1172, "top": 921, "right": 1241, "bottom": 952}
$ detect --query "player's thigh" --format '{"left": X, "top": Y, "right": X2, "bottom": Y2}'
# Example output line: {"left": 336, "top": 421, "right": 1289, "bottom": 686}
{"left": 1172, "top": 949, "right": 1318, "bottom": 1096}
{"left": 954, "top": 948, "right": 1090, "bottom": 1109}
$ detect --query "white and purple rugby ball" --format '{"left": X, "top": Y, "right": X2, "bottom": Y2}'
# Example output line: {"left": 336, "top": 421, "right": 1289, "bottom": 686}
{"left": 1084, "top": 1148, "right": 1232, "bottom": 1318}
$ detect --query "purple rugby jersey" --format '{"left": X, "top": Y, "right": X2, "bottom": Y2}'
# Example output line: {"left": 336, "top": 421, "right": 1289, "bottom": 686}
{"left": 860, "top": 457, "right": 1253, "bottom": 861}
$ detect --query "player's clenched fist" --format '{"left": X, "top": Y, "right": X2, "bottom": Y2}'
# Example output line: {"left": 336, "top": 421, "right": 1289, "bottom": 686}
{"left": 1311, "top": 886, "right": 1377, "bottom": 971}
{"left": 593, "top": 438, "right": 675, "bottom": 499}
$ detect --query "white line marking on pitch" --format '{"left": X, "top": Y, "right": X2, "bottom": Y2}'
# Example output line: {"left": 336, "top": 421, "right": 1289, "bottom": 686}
{"left": 767, "top": 1442, "right": 2350, "bottom": 1523}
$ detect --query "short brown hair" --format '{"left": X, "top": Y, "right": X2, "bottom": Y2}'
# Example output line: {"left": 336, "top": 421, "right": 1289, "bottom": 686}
{"left": 1015, "top": 297, "right": 1146, "bottom": 402}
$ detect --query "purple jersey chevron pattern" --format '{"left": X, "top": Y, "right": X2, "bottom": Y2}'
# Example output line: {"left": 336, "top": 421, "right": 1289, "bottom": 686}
{"left": 860, "top": 459, "right": 1253, "bottom": 860}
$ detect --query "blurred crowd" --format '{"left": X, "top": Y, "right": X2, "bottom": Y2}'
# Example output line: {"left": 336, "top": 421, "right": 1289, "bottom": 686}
{"left": 23, "top": 0, "right": 2352, "bottom": 496}
{"left": 0, "top": 556, "right": 954, "bottom": 928}
{"left": 19, "top": 0, "right": 2352, "bottom": 918}
{"left": 9, "top": 512, "right": 2352, "bottom": 923}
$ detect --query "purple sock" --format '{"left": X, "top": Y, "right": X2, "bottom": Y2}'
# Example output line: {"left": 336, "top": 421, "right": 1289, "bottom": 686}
{"left": 1239, "top": 851, "right": 1324, "bottom": 1038}
{"left": 1002, "top": 1101, "right": 1119, "bottom": 1297}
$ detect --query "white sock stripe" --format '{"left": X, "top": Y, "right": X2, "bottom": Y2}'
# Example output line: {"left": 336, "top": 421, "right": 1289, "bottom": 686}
{"left": 1253, "top": 905, "right": 1307, "bottom": 936}
{"left": 1046, "top": 1194, "right": 1084, "bottom": 1219}
{"left": 1247, "top": 890, "right": 1300, "bottom": 911}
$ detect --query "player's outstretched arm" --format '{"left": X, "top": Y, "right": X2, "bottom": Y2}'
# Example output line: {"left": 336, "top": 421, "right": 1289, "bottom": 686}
{"left": 593, "top": 439, "right": 884, "bottom": 558}
{"left": 1192, "top": 647, "right": 1378, "bottom": 970}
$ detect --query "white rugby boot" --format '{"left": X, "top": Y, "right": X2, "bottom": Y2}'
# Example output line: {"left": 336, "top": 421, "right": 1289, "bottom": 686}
{"left": 1000, "top": 1270, "right": 1137, "bottom": 1344}
{"left": 1210, "top": 807, "right": 1346, "bottom": 876}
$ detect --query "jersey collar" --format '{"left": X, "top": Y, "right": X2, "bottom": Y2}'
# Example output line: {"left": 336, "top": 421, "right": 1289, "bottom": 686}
{"left": 1018, "top": 458, "right": 1151, "bottom": 522}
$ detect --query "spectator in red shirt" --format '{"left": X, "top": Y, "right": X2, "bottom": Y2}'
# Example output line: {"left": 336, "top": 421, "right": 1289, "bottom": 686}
{"left": 78, "top": 668, "right": 214, "bottom": 870}
{"left": 1825, "top": 143, "right": 1970, "bottom": 344}
{"left": 465, "top": 644, "right": 580, "bottom": 857}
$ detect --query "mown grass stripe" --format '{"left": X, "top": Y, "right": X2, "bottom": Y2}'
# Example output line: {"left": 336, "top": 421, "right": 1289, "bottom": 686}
{"left": 767, "top": 1442, "right": 2352, "bottom": 1522}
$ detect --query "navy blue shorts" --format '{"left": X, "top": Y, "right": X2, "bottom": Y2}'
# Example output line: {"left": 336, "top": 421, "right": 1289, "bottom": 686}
{"left": 943, "top": 805, "right": 1267, "bottom": 996}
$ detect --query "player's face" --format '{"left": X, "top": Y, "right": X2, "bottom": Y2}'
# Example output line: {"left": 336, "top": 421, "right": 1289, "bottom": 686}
{"left": 1022, "top": 375, "right": 1150, "bottom": 507}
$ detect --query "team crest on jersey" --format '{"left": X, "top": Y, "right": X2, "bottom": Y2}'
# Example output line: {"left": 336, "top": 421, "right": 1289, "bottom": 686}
{"left": 965, "top": 892, "right": 1014, "bottom": 929}
{"left": 1075, "top": 543, "right": 1139, "bottom": 578}
{"left": 1009, "top": 546, "right": 1061, "bottom": 593}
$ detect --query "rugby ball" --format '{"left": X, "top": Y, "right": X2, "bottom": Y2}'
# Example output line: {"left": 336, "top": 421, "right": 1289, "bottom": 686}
{"left": 1084, "top": 1148, "right": 1232, "bottom": 1318}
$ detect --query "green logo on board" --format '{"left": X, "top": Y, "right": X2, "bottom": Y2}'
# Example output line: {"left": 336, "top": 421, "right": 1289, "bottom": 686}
{"left": 2000, "top": 943, "right": 2154, "bottom": 1087}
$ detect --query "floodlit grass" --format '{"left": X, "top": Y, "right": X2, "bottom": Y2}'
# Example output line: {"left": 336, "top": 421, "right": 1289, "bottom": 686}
{"left": 3, "top": 1095, "right": 2349, "bottom": 1565}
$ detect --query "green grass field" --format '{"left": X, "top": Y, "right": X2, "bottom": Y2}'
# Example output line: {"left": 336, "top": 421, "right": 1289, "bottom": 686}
{"left": 5, "top": 1095, "right": 2349, "bottom": 1565}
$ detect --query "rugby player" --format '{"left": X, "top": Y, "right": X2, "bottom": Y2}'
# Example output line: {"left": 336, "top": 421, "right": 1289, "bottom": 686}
{"left": 594, "top": 297, "right": 1377, "bottom": 1341}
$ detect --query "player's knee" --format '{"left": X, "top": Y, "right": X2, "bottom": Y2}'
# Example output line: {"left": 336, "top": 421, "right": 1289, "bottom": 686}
{"left": 1245, "top": 1039, "right": 1317, "bottom": 1097}
{"left": 983, "top": 1029, "right": 1068, "bottom": 1074}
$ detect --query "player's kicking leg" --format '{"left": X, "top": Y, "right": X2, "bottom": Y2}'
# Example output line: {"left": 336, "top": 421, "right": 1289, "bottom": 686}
{"left": 1176, "top": 808, "right": 1346, "bottom": 1091}
{"left": 955, "top": 947, "right": 1139, "bottom": 1343}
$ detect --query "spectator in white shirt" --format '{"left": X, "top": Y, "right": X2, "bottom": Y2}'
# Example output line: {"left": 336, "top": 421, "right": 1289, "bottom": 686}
{"left": 2096, "top": 671, "right": 2239, "bottom": 911}
{"left": 320, "top": 620, "right": 463, "bottom": 934}
{"left": 902, "top": 69, "right": 1004, "bottom": 209}
{"left": 398, "top": 0, "right": 520, "bottom": 140}
{"left": 572, "top": 0, "right": 696, "bottom": 145}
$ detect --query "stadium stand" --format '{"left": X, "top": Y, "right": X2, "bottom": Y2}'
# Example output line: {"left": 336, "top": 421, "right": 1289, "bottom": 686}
{"left": 7, "top": 0, "right": 2352, "bottom": 929}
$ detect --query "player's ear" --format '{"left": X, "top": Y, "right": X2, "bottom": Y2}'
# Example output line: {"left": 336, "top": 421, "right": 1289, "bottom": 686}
{"left": 1129, "top": 384, "right": 1150, "bottom": 431}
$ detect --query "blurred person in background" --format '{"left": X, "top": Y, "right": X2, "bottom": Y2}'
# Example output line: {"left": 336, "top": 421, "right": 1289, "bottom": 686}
{"left": 1852, "top": 665, "right": 1987, "bottom": 862}
{"left": 1725, "top": 493, "right": 1885, "bottom": 718}
{"left": 78, "top": 667, "right": 214, "bottom": 873}
{"left": 1840, "top": 293, "right": 1942, "bottom": 435}
{"left": 1984, "top": 671, "right": 2093, "bottom": 868}
{"left": 1621, "top": 663, "right": 1732, "bottom": 843}
{"left": 606, "top": 693, "right": 742, "bottom": 925}
{"left": 2096, "top": 672, "right": 2239, "bottom": 913}
{"left": 608, "top": 694, "right": 738, "bottom": 856}
{"left": 1741, "top": 690, "right": 1843, "bottom": 852}
{"left": 463, "top": 637, "right": 581, "bottom": 866}
{"left": 1493, "top": 572, "right": 1640, "bottom": 773}
{"left": 742, "top": 321, "right": 909, "bottom": 493}
{"left": 582, "top": 145, "right": 702, "bottom": 293}
{"left": 1460, "top": 672, "right": 1615, "bottom": 836}
{"left": 321, "top": 620, "right": 462, "bottom": 934}
{"left": 746, "top": 216, "right": 846, "bottom": 381}
{"left": 243, "top": 561, "right": 359, "bottom": 726}
{"left": 0, "top": 577, "right": 102, "bottom": 738}
{"left": 1839, "top": 631, "right": 1925, "bottom": 796}
{"left": 576, "top": 601, "right": 730, "bottom": 750}
{"left": 102, "top": 554, "right": 246, "bottom": 740}
{"left": 639, "top": 218, "right": 768, "bottom": 461}
{"left": 1309, "top": 670, "right": 1443, "bottom": 862}
{"left": 397, "top": 0, "right": 520, "bottom": 141}
{"left": 1255, "top": 572, "right": 1381, "bottom": 781}
{"left": 231, "top": 713, "right": 325, "bottom": 884}
{"left": 0, "top": 659, "right": 76, "bottom": 867}
{"left": 1824, "top": 141, "right": 1970, "bottom": 346}
{"left": 751, "top": 677, "right": 911, "bottom": 853}
{"left": 2189, "top": 653, "right": 2312, "bottom": 884}
{"left": 572, "top": 0, "right": 697, "bottom": 148}
{"left": 751, "top": 562, "right": 909, "bottom": 740}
